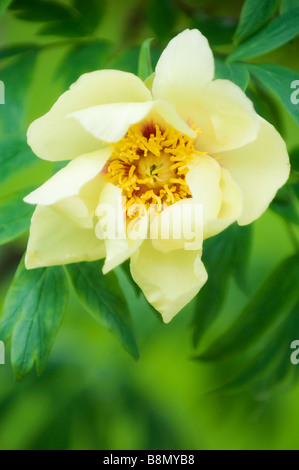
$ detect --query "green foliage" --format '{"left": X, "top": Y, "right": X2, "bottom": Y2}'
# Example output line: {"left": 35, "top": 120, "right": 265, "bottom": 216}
{"left": 192, "top": 224, "right": 252, "bottom": 344}
{"left": 56, "top": 40, "right": 112, "bottom": 88}
{"left": 0, "top": 188, "right": 34, "bottom": 245}
{"left": 66, "top": 261, "right": 139, "bottom": 359}
{"left": 270, "top": 185, "right": 299, "bottom": 225}
{"left": 234, "top": 0, "right": 278, "bottom": 43}
{"left": 214, "top": 58, "right": 250, "bottom": 90}
{"left": 146, "top": 0, "right": 177, "bottom": 42}
{"left": 196, "top": 254, "right": 299, "bottom": 362}
{"left": 246, "top": 64, "right": 299, "bottom": 126}
{"left": 194, "top": 14, "right": 237, "bottom": 46}
{"left": 138, "top": 38, "right": 154, "bottom": 81}
{"left": 10, "top": 0, "right": 105, "bottom": 37}
{"left": 0, "top": 137, "right": 37, "bottom": 186}
{"left": 280, "top": 0, "right": 299, "bottom": 13}
{"left": 0, "top": 0, "right": 13, "bottom": 18}
{"left": 228, "top": 8, "right": 299, "bottom": 62}
{"left": 0, "top": 51, "right": 38, "bottom": 134}
{"left": 0, "top": 259, "right": 68, "bottom": 380}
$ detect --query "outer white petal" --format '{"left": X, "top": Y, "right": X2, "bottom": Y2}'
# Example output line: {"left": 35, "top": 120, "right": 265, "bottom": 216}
{"left": 24, "top": 148, "right": 111, "bottom": 228}
{"left": 219, "top": 118, "right": 290, "bottom": 225}
{"left": 152, "top": 29, "right": 214, "bottom": 101}
{"left": 130, "top": 241, "right": 208, "bottom": 323}
{"left": 70, "top": 99, "right": 195, "bottom": 143}
{"left": 25, "top": 206, "right": 105, "bottom": 269}
{"left": 150, "top": 199, "right": 203, "bottom": 253}
{"left": 27, "top": 70, "right": 152, "bottom": 161}
{"left": 95, "top": 184, "right": 147, "bottom": 274}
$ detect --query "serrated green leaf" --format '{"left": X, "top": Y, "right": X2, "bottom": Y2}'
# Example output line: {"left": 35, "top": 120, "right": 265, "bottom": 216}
{"left": 234, "top": 0, "right": 278, "bottom": 43}
{"left": 56, "top": 41, "right": 111, "bottom": 88}
{"left": 0, "top": 0, "right": 13, "bottom": 18}
{"left": 247, "top": 64, "right": 299, "bottom": 126}
{"left": 66, "top": 261, "right": 139, "bottom": 359}
{"left": 197, "top": 254, "right": 299, "bottom": 361}
{"left": 193, "top": 224, "right": 252, "bottom": 344}
{"left": 228, "top": 8, "right": 299, "bottom": 62}
{"left": 0, "top": 259, "right": 68, "bottom": 380}
{"left": 0, "top": 188, "right": 34, "bottom": 245}
{"left": 0, "top": 137, "right": 38, "bottom": 186}
{"left": 214, "top": 58, "right": 250, "bottom": 91}
{"left": 138, "top": 38, "right": 153, "bottom": 81}
{"left": 280, "top": 0, "right": 299, "bottom": 13}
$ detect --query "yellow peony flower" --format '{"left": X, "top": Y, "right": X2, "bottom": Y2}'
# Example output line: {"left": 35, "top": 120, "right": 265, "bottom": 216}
{"left": 24, "top": 29, "right": 290, "bottom": 323}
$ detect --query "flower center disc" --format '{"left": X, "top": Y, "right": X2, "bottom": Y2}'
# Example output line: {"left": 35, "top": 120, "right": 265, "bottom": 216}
{"left": 105, "top": 122, "right": 200, "bottom": 217}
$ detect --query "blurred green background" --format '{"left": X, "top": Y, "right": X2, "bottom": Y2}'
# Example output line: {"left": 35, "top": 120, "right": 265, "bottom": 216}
{"left": 0, "top": 0, "right": 299, "bottom": 450}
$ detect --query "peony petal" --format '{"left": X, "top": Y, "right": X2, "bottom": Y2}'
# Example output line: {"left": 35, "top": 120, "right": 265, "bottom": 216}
{"left": 150, "top": 199, "right": 203, "bottom": 253}
{"left": 152, "top": 29, "right": 214, "bottom": 101}
{"left": 204, "top": 167, "right": 243, "bottom": 238}
{"left": 27, "top": 70, "right": 152, "bottom": 161}
{"left": 25, "top": 205, "right": 105, "bottom": 269}
{"left": 130, "top": 241, "right": 208, "bottom": 323}
{"left": 95, "top": 184, "right": 147, "bottom": 273}
{"left": 70, "top": 99, "right": 195, "bottom": 143}
{"left": 169, "top": 79, "right": 259, "bottom": 154}
{"left": 24, "top": 148, "right": 111, "bottom": 228}
{"left": 219, "top": 117, "right": 290, "bottom": 225}
{"left": 186, "top": 154, "right": 223, "bottom": 220}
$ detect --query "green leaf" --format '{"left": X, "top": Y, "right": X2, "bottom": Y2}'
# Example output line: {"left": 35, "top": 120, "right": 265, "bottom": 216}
{"left": 247, "top": 64, "right": 299, "bottom": 126}
{"left": 280, "top": 0, "right": 299, "bottom": 13}
{"left": 214, "top": 58, "right": 250, "bottom": 91}
{"left": 0, "top": 188, "right": 34, "bottom": 245}
{"left": 0, "top": 259, "right": 68, "bottom": 380}
{"left": 245, "top": 80, "right": 283, "bottom": 133}
{"left": 0, "top": 43, "right": 38, "bottom": 60}
{"left": 289, "top": 147, "right": 299, "bottom": 172}
{"left": 193, "top": 224, "right": 252, "bottom": 344}
{"left": 0, "top": 137, "right": 38, "bottom": 186}
{"left": 66, "top": 261, "right": 139, "bottom": 359}
{"left": 146, "top": 0, "right": 176, "bottom": 41}
{"left": 234, "top": 0, "right": 278, "bottom": 43}
{"left": 197, "top": 254, "right": 299, "bottom": 361}
{"left": 194, "top": 14, "right": 237, "bottom": 46}
{"left": 56, "top": 41, "right": 111, "bottom": 88}
{"left": 0, "top": 51, "right": 38, "bottom": 134}
{"left": 138, "top": 38, "right": 154, "bottom": 81}
{"left": 270, "top": 185, "right": 299, "bottom": 225}
{"left": 121, "top": 259, "right": 140, "bottom": 298}
{"left": 73, "top": 0, "right": 105, "bottom": 35}
{"left": 0, "top": 0, "right": 13, "bottom": 18}
{"left": 10, "top": 0, "right": 76, "bottom": 22}
{"left": 228, "top": 8, "right": 299, "bottom": 62}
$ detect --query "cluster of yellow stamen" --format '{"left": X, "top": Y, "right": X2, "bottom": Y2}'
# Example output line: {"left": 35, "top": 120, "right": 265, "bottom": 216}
{"left": 104, "top": 122, "right": 202, "bottom": 217}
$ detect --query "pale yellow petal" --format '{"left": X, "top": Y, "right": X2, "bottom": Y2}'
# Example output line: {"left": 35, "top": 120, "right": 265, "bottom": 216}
{"left": 27, "top": 70, "right": 152, "bottom": 161}
{"left": 25, "top": 206, "right": 105, "bottom": 269}
{"left": 152, "top": 29, "right": 214, "bottom": 101}
{"left": 219, "top": 118, "right": 290, "bottom": 225}
{"left": 70, "top": 99, "right": 195, "bottom": 143}
{"left": 130, "top": 241, "right": 208, "bottom": 323}
{"left": 24, "top": 148, "right": 111, "bottom": 228}
{"left": 150, "top": 199, "right": 203, "bottom": 253}
{"left": 95, "top": 184, "right": 147, "bottom": 273}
